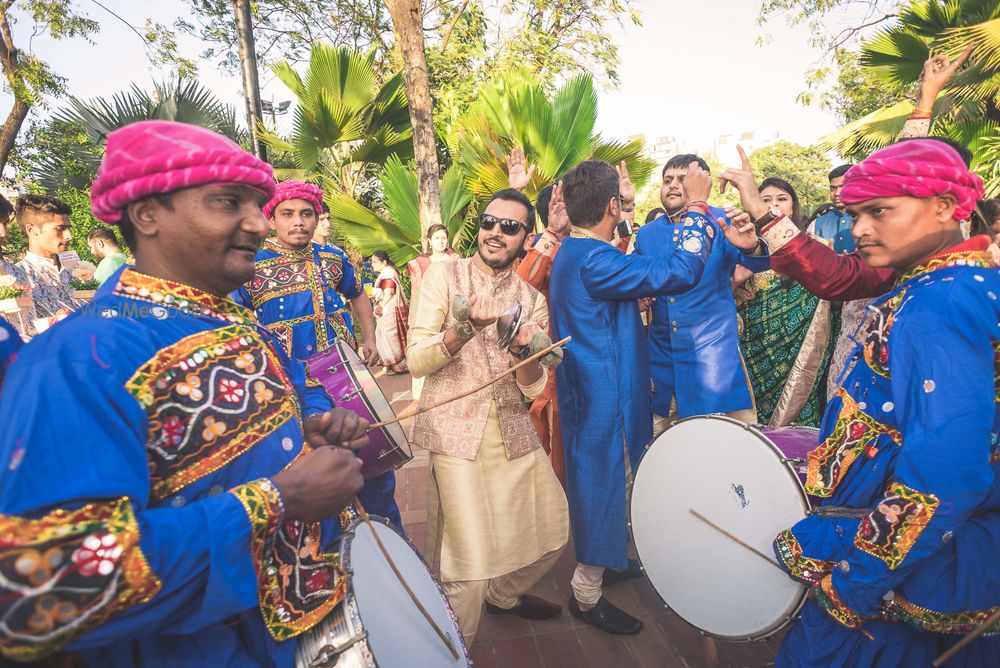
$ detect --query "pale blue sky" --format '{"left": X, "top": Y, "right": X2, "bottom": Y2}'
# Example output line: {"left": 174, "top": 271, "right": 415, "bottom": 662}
{"left": 1, "top": 0, "right": 852, "bottom": 166}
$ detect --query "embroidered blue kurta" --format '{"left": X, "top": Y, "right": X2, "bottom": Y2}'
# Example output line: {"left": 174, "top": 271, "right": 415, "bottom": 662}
{"left": 773, "top": 239, "right": 1000, "bottom": 667}
{"left": 0, "top": 269, "right": 364, "bottom": 667}
{"left": 245, "top": 240, "right": 362, "bottom": 359}
{"left": 634, "top": 209, "right": 770, "bottom": 418}
{"left": 550, "top": 217, "right": 714, "bottom": 569}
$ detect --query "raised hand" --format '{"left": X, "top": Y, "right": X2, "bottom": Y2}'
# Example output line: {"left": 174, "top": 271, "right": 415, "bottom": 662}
{"left": 547, "top": 180, "right": 571, "bottom": 237}
{"left": 916, "top": 43, "right": 975, "bottom": 111}
{"left": 719, "top": 207, "right": 761, "bottom": 253}
{"left": 507, "top": 146, "right": 536, "bottom": 191}
{"left": 717, "top": 146, "right": 768, "bottom": 220}
{"left": 617, "top": 161, "right": 635, "bottom": 206}
{"left": 681, "top": 162, "right": 713, "bottom": 207}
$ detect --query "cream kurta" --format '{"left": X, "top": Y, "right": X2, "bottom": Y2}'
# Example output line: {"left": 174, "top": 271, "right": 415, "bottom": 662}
{"left": 408, "top": 255, "right": 568, "bottom": 582}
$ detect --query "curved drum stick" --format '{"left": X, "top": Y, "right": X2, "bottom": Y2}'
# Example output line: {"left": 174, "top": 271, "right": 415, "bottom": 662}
{"left": 933, "top": 607, "right": 1000, "bottom": 666}
{"left": 366, "top": 336, "right": 572, "bottom": 430}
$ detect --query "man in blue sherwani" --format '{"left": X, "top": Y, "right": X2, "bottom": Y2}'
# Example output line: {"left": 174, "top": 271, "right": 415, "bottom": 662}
{"left": 634, "top": 152, "right": 771, "bottom": 432}
{"left": 549, "top": 159, "right": 764, "bottom": 634}
{"left": 0, "top": 121, "right": 368, "bottom": 666}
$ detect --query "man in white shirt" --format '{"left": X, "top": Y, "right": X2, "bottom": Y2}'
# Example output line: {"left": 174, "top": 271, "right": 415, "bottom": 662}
{"left": 15, "top": 194, "right": 80, "bottom": 319}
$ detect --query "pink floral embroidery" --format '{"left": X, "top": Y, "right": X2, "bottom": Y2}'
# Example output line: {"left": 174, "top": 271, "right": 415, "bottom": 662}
{"left": 217, "top": 377, "right": 245, "bottom": 403}
{"left": 71, "top": 533, "right": 123, "bottom": 577}
{"left": 162, "top": 414, "right": 187, "bottom": 447}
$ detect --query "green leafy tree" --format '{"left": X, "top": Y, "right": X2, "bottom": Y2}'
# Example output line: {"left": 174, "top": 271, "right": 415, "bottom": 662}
{"left": 448, "top": 70, "right": 655, "bottom": 212}
{"left": 257, "top": 44, "right": 413, "bottom": 199}
{"left": 750, "top": 141, "right": 832, "bottom": 215}
{"left": 821, "top": 0, "right": 1000, "bottom": 179}
{"left": 326, "top": 154, "right": 473, "bottom": 267}
{"left": 823, "top": 48, "right": 910, "bottom": 125}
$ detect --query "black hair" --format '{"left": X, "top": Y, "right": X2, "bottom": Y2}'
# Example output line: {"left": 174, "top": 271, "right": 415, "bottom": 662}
{"left": 0, "top": 193, "right": 13, "bottom": 221}
{"left": 809, "top": 203, "right": 837, "bottom": 223}
{"left": 645, "top": 207, "right": 666, "bottom": 224}
{"left": 828, "top": 164, "right": 852, "bottom": 181}
{"left": 758, "top": 177, "right": 803, "bottom": 226}
{"left": 371, "top": 250, "right": 391, "bottom": 264}
{"left": 116, "top": 193, "right": 174, "bottom": 252}
{"left": 321, "top": 201, "right": 330, "bottom": 215}
{"left": 426, "top": 223, "right": 448, "bottom": 241}
{"left": 87, "top": 226, "right": 119, "bottom": 244}
{"left": 562, "top": 160, "right": 618, "bottom": 228}
{"left": 15, "top": 194, "right": 72, "bottom": 233}
{"left": 488, "top": 188, "right": 535, "bottom": 229}
{"left": 895, "top": 136, "right": 974, "bottom": 168}
{"left": 663, "top": 153, "right": 709, "bottom": 178}
{"left": 535, "top": 184, "right": 553, "bottom": 228}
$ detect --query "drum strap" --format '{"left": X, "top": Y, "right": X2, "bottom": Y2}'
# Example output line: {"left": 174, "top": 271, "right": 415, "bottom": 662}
{"left": 809, "top": 506, "right": 869, "bottom": 519}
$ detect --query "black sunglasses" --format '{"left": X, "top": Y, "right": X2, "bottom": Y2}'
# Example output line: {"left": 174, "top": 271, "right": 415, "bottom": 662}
{"left": 480, "top": 213, "right": 528, "bottom": 236}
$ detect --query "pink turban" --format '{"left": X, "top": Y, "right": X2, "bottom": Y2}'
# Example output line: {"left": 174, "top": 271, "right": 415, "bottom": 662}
{"left": 91, "top": 120, "right": 276, "bottom": 224}
{"left": 262, "top": 180, "right": 324, "bottom": 220}
{"left": 840, "top": 139, "right": 985, "bottom": 222}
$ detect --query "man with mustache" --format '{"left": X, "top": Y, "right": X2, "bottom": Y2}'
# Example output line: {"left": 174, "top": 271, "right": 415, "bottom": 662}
{"left": 0, "top": 120, "right": 369, "bottom": 666}
{"left": 769, "top": 138, "right": 1000, "bottom": 666}
{"left": 407, "top": 188, "right": 569, "bottom": 644}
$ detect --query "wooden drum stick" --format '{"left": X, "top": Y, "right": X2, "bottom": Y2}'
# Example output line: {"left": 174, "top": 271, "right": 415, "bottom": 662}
{"left": 933, "top": 607, "right": 1000, "bottom": 666}
{"left": 688, "top": 508, "right": 785, "bottom": 574}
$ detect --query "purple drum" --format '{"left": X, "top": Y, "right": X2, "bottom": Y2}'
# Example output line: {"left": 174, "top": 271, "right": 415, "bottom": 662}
{"left": 759, "top": 425, "right": 820, "bottom": 486}
{"left": 305, "top": 339, "right": 413, "bottom": 479}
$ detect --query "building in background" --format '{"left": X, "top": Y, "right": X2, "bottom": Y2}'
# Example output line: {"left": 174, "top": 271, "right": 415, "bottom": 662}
{"left": 710, "top": 130, "right": 781, "bottom": 163}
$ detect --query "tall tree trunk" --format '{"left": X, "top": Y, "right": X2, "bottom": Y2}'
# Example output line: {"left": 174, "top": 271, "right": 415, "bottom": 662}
{"left": 385, "top": 0, "right": 442, "bottom": 250}
{"left": 233, "top": 0, "right": 266, "bottom": 161}
{"left": 0, "top": 6, "right": 28, "bottom": 174}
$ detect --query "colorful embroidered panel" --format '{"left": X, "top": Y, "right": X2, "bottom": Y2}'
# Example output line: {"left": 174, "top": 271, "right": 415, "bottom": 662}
{"left": 855, "top": 482, "right": 939, "bottom": 570}
{"left": 881, "top": 596, "right": 1000, "bottom": 634}
{"left": 0, "top": 498, "right": 161, "bottom": 661}
{"left": 230, "top": 479, "right": 344, "bottom": 641}
{"left": 815, "top": 575, "right": 864, "bottom": 631}
{"left": 894, "top": 250, "right": 995, "bottom": 286}
{"left": 805, "top": 389, "right": 901, "bottom": 497}
{"left": 127, "top": 325, "right": 301, "bottom": 501}
{"left": 773, "top": 529, "right": 837, "bottom": 586}
{"left": 862, "top": 290, "right": 905, "bottom": 380}
{"left": 114, "top": 269, "right": 257, "bottom": 328}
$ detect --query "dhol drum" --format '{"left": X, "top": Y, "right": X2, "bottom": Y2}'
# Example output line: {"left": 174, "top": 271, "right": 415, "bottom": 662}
{"left": 629, "top": 415, "right": 819, "bottom": 641}
{"left": 295, "top": 515, "right": 470, "bottom": 668}
{"left": 305, "top": 339, "right": 412, "bottom": 479}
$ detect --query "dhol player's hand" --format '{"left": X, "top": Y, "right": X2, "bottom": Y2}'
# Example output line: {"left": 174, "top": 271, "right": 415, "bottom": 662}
{"left": 271, "top": 445, "right": 364, "bottom": 523}
{"left": 361, "top": 338, "right": 380, "bottom": 368}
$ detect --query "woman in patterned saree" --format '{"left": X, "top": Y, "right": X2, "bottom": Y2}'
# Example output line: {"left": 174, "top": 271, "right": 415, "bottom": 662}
{"left": 734, "top": 178, "right": 835, "bottom": 427}
{"left": 370, "top": 251, "right": 408, "bottom": 374}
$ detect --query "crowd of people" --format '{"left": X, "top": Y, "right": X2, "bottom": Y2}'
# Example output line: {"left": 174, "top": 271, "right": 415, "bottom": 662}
{"left": 0, "top": 48, "right": 999, "bottom": 668}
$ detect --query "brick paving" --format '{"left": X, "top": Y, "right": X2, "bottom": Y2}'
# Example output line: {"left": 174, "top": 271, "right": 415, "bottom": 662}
{"left": 376, "top": 370, "right": 785, "bottom": 668}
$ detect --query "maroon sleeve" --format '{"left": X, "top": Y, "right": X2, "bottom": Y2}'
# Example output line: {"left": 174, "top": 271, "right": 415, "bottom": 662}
{"left": 771, "top": 234, "right": 897, "bottom": 301}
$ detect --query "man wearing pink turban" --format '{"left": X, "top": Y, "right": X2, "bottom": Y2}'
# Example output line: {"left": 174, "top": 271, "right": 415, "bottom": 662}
{"left": 242, "top": 180, "right": 378, "bottom": 365}
{"left": 767, "top": 138, "right": 1000, "bottom": 667}
{"left": 0, "top": 120, "right": 372, "bottom": 666}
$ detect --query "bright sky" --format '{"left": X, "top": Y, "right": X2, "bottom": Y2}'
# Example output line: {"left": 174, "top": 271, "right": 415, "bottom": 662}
{"left": 1, "top": 0, "right": 843, "bottom": 165}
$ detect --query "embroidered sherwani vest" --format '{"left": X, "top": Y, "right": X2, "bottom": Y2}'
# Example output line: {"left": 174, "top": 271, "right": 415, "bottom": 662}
{"left": 410, "top": 257, "right": 542, "bottom": 460}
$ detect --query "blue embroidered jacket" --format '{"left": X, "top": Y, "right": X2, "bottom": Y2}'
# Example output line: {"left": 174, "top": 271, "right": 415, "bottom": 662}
{"left": 550, "top": 215, "right": 713, "bottom": 569}
{"left": 634, "top": 209, "right": 770, "bottom": 417}
{"left": 773, "top": 238, "right": 1000, "bottom": 648}
{"left": 0, "top": 269, "right": 365, "bottom": 666}
{"left": 244, "top": 240, "right": 362, "bottom": 359}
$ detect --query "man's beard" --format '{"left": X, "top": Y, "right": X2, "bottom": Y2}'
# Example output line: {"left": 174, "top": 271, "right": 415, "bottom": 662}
{"left": 478, "top": 246, "right": 517, "bottom": 270}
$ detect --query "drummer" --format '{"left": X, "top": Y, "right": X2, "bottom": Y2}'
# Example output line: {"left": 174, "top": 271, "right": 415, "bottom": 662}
{"left": 0, "top": 120, "right": 369, "bottom": 666}
{"left": 771, "top": 139, "right": 1000, "bottom": 666}
{"left": 239, "top": 180, "right": 399, "bottom": 527}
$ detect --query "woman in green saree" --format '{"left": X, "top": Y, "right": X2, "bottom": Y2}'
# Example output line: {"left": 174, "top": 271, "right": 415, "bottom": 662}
{"left": 734, "top": 178, "right": 836, "bottom": 427}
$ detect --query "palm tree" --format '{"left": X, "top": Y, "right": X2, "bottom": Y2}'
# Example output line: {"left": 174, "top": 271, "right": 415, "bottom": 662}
{"left": 27, "top": 78, "right": 244, "bottom": 192}
{"left": 822, "top": 0, "right": 1000, "bottom": 193}
{"left": 326, "top": 155, "right": 473, "bottom": 269}
{"left": 447, "top": 70, "right": 655, "bottom": 210}
{"left": 257, "top": 44, "right": 414, "bottom": 198}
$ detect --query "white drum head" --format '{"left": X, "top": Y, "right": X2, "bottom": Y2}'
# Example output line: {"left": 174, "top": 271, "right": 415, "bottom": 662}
{"left": 630, "top": 416, "right": 809, "bottom": 640}
{"left": 348, "top": 520, "right": 468, "bottom": 667}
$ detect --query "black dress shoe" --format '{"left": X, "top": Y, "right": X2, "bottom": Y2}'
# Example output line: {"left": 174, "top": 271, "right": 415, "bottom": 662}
{"left": 485, "top": 594, "right": 562, "bottom": 620}
{"left": 602, "top": 558, "right": 644, "bottom": 586}
{"left": 569, "top": 596, "right": 643, "bottom": 634}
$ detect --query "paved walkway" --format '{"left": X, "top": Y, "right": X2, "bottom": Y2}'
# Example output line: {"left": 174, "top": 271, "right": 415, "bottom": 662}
{"left": 376, "top": 370, "right": 785, "bottom": 668}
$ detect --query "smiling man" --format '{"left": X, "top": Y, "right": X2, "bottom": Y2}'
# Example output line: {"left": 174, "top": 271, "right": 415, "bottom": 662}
{"left": 14, "top": 194, "right": 81, "bottom": 320}
{"left": 243, "top": 180, "right": 377, "bottom": 363}
{"left": 0, "top": 121, "right": 370, "bottom": 666}
{"left": 407, "top": 188, "right": 569, "bottom": 644}
{"left": 771, "top": 139, "right": 1000, "bottom": 667}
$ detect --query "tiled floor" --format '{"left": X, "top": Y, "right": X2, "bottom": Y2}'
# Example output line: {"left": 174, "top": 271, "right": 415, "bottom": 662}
{"left": 377, "top": 371, "right": 784, "bottom": 668}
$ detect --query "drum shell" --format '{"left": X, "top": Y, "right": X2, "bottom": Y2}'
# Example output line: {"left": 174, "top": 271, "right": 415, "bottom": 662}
{"left": 305, "top": 341, "right": 412, "bottom": 479}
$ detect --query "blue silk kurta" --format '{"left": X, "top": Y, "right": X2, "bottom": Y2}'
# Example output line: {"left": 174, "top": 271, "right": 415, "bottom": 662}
{"left": 634, "top": 209, "right": 770, "bottom": 417}
{"left": 246, "top": 240, "right": 361, "bottom": 360}
{"left": 0, "top": 315, "right": 22, "bottom": 391}
{"left": 550, "top": 217, "right": 714, "bottom": 569}
{"left": 0, "top": 269, "right": 363, "bottom": 667}
{"left": 773, "top": 239, "right": 1000, "bottom": 667}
